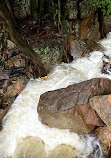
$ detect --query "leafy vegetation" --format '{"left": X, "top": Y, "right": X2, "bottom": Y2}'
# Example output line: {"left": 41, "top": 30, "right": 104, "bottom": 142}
{"left": 85, "top": 0, "right": 111, "bottom": 18}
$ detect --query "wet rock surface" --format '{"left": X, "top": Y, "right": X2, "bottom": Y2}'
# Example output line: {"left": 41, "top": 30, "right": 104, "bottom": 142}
{"left": 38, "top": 78, "right": 111, "bottom": 112}
{"left": 96, "top": 126, "right": 111, "bottom": 158}
{"left": 78, "top": 15, "right": 100, "bottom": 40}
{"left": 70, "top": 39, "right": 104, "bottom": 59}
{"left": 14, "top": 136, "right": 46, "bottom": 158}
{"left": 90, "top": 95, "right": 111, "bottom": 128}
{"left": 38, "top": 78, "right": 111, "bottom": 134}
{"left": 48, "top": 144, "right": 77, "bottom": 158}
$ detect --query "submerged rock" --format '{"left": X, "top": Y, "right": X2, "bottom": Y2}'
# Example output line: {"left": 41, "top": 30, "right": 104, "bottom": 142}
{"left": 48, "top": 144, "right": 76, "bottom": 158}
{"left": 38, "top": 78, "right": 111, "bottom": 134}
{"left": 14, "top": 137, "right": 46, "bottom": 158}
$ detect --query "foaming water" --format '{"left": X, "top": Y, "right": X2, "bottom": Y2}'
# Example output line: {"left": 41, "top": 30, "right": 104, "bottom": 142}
{"left": 0, "top": 33, "right": 111, "bottom": 158}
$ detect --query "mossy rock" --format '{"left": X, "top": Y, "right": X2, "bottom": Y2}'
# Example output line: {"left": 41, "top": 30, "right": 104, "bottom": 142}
{"left": 33, "top": 39, "right": 63, "bottom": 72}
{"left": 63, "top": 0, "right": 78, "bottom": 20}
{"left": 79, "top": 1, "right": 97, "bottom": 18}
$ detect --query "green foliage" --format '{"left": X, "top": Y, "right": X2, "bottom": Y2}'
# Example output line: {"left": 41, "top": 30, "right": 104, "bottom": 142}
{"left": 85, "top": 0, "right": 111, "bottom": 18}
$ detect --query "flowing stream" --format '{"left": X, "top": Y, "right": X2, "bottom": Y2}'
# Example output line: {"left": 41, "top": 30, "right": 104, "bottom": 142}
{"left": 0, "top": 33, "right": 111, "bottom": 158}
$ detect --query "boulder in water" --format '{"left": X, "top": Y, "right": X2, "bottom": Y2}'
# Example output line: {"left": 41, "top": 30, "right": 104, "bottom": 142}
{"left": 38, "top": 78, "right": 111, "bottom": 134}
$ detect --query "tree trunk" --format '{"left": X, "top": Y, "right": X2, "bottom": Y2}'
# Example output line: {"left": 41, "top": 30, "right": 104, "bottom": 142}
{"left": 0, "top": 0, "right": 47, "bottom": 77}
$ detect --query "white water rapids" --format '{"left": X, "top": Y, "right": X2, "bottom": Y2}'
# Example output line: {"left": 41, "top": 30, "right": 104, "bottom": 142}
{"left": 0, "top": 33, "right": 111, "bottom": 158}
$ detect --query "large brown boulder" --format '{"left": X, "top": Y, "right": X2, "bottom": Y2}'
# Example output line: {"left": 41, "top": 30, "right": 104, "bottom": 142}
{"left": 38, "top": 78, "right": 111, "bottom": 134}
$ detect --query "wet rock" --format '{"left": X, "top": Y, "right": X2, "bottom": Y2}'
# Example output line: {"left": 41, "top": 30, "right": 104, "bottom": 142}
{"left": 48, "top": 144, "right": 76, "bottom": 158}
{"left": 76, "top": 104, "right": 103, "bottom": 127}
{"left": 33, "top": 39, "right": 63, "bottom": 72}
{"left": 89, "top": 92, "right": 111, "bottom": 156}
{"left": 70, "top": 39, "right": 104, "bottom": 59}
{"left": 89, "top": 95, "right": 111, "bottom": 128}
{"left": 78, "top": 15, "right": 100, "bottom": 40}
{"left": 1, "top": 75, "right": 28, "bottom": 110}
{"left": 3, "top": 77, "right": 27, "bottom": 103}
{"left": 38, "top": 108, "right": 96, "bottom": 134}
{"left": 38, "top": 78, "right": 111, "bottom": 134}
{"left": 96, "top": 126, "right": 111, "bottom": 158}
{"left": 14, "top": 137, "right": 46, "bottom": 158}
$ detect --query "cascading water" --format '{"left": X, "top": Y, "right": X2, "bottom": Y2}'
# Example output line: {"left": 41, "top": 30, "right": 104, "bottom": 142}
{"left": 0, "top": 33, "right": 111, "bottom": 158}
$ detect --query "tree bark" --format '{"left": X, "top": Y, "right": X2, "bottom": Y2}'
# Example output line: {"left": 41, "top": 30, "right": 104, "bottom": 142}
{"left": 0, "top": 0, "right": 47, "bottom": 77}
